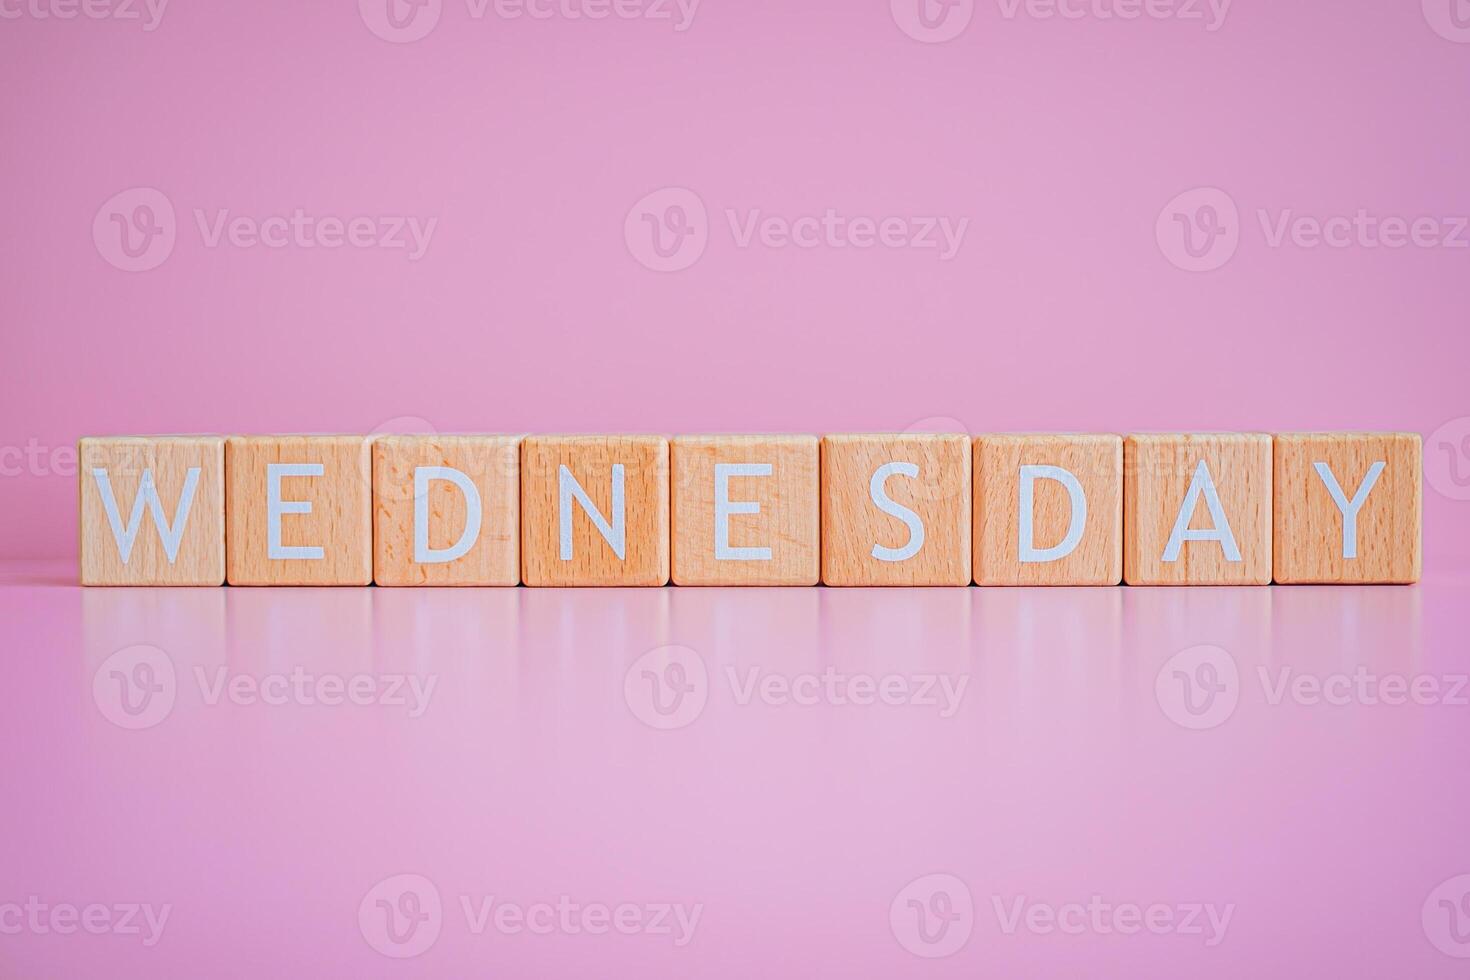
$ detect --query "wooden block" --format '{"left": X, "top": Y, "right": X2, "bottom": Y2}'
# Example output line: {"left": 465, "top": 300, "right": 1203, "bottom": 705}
{"left": 372, "top": 435, "right": 522, "bottom": 587}
{"left": 78, "top": 436, "right": 225, "bottom": 586}
{"left": 973, "top": 434, "right": 1122, "bottom": 586}
{"left": 225, "top": 436, "right": 372, "bottom": 586}
{"left": 1124, "top": 433, "right": 1272, "bottom": 586}
{"left": 820, "top": 434, "right": 971, "bottom": 587}
{"left": 670, "top": 435, "right": 819, "bottom": 586}
{"left": 1272, "top": 432, "right": 1421, "bottom": 584}
{"left": 521, "top": 436, "right": 669, "bottom": 587}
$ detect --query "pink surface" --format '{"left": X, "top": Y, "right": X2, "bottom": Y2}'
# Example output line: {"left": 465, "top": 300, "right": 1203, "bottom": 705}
{"left": 1, "top": 0, "right": 1468, "bottom": 560}
{"left": 3, "top": 560, "right": 1470, "bottom": 976}
{"left": 4, "top": 2, "right": 1469, "bottom": 977}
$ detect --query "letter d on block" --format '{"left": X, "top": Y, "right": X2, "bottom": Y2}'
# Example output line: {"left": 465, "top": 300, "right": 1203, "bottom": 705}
{"left": 413, "top": 466, "right": 482, "bottom": 564}
{"left": 1017, "top": 464, "right": 1086, "bottom": 563}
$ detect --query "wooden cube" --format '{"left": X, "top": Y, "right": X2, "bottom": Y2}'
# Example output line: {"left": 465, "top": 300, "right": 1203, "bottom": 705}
{"left": 820, "top": 434, "right": 971, "bottom": 587}
{"left": 225, "top": 436, "right": 372, "bottom": 586}
{"left": 373, "top": 435, "right": 522, "bottom": 586}
{"left": 973, "top": 434, "right": 1122, "bottom": 586}
{"left": 671, "top": 435, "right": 819, "bottom": 586}
{"left": 1272, "top": 432, "right": 1421, "bottom": 584}
{"left": 521, "top": 436, "right": 669, "bottom": 587}
{"left": 79, "top": 436, "right": 225, "bottom": 586}
{"left": 1124, "top": 433, "right": 1272, "bottom": 585}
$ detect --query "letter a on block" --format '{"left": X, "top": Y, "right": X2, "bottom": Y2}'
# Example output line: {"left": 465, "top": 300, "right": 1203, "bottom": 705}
{"left": 79, "top": 436, "right": 225, "bottom": 586}
{"left": 521, "top": 436, "right": 669, "bottom": 586}
{"left": 1124, "top": 434, "right": 1271, "bottom": 585}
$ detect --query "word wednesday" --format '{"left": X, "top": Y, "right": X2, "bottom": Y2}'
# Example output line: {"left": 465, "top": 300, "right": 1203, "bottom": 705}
{"left": 77, "top": 432, "right": 1421, "bottom": 587}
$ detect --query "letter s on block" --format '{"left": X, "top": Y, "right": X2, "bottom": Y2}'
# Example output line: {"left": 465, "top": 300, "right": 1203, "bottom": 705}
{"left": 869, "top": 462, "right": 925, "bottom": 562}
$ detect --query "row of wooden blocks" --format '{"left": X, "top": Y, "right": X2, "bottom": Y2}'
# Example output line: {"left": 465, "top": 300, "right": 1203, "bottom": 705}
{"left": 77, "top": 433, "right": 1423, "bottom": 587}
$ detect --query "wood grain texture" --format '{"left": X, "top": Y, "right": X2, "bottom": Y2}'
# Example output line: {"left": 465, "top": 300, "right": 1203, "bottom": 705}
{"left": 1124, "top": 433, "right": 1272, "bottom": 586}
{"left": 820, "top": 434, "right": 971, "bottom": 587}
{"left": 1272, "top": 432, "right": 1421, "bottom": 584}
{"left": 373, "top": 435, "right": 521, "bottom": 586}
{"left": 670, "top": 435, "right": 819, "bottom": 586}
{"left": 225, "top": 436, "right": 372, "bottom": 586}
{"left": 521, "top": 436, "right": 669, "bottom": 587}
{"left": 973, "top": 434, "right": 1122, "bottom": 586}
{"left": 79, "top": 436, "right": 225, "bottom": 586}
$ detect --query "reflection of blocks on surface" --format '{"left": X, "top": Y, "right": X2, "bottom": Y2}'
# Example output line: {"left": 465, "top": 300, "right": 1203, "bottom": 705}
{"left": 373, "top": 435, "right": 521, "bottom": 587}
{"left": 79, "top": 436, "right": 226, "bottom": 586}
{"left": 225, "top": 436, "right": 372, "bottom": 586}
{"left": 671, "top": 435, "right": 819, "bottom": 586}
{"left": 1273, "top": 433, "right": 1421, "bottom": 584}
{"left": 820, "top": 434, "right": 971, "bottom": 587}
{"left": 521, "top": 436, "right": 669, "bottom": 587}
{"left": 973, "top": 434, "right": 1122, "bottom": 586}
{"left": 1124, "top": 434, "right": 1272, "bottom": 586}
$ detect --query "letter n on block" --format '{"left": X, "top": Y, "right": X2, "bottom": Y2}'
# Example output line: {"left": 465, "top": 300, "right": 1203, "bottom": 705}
{"left": 225, "top": 436, "right": 372, "bottom": 585}
{"left": 973, "top": 434, "right": 1122, "bottom": 586}
{"left": 820, "top": 434, "right": 971, "bottom": 586}
{"left": 520, "top": 436, "right": 669, "bottom": 587}
{"left": 79, "top": 436, "right": 225, "bottom": 585}
{"left": 1124, "top": 433, "right": 1272, "bottom": 585}
{"left": 1272, "top": 432, "right": 1420, "bottom": 584}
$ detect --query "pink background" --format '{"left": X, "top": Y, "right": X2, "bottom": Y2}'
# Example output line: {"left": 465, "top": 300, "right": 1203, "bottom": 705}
{"left": 2, "top": 0, "right": 1467, "bottom": 560}
{"left": 4, "top": 3, "right": 1470, "bottom": 977}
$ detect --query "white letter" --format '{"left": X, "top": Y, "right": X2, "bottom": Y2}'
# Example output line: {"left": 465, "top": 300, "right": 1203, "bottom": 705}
{"left": 1313, "top": 460, "right": 1384, "bottom": 559}
{"left": 869, "top": 462, "right": 924, "bottom": 562}
{"left": 267, "top": 463, "right": 324, "bottom": 560}
{"left": 91, "top": 467, "right": 200, "bottom": 564}
{"left": 560, "top": 463, "right": 625, "bottom": 560}
{"left": 413, "top": 466, "right": 482, "bottom": 564}
{"left": 714, "top": 462, "right": 771, "bottom": 560}
{"left": 1162, "top": 459, "right": 1240, "bottom": 562}
{"left": 1018, "top": 464, "right": 1086, "bottom": 562}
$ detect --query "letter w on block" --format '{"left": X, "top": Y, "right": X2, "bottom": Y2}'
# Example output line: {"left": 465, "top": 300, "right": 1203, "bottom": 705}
{"left": 79, "top": 436, "right": 226, "bottom": 586}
